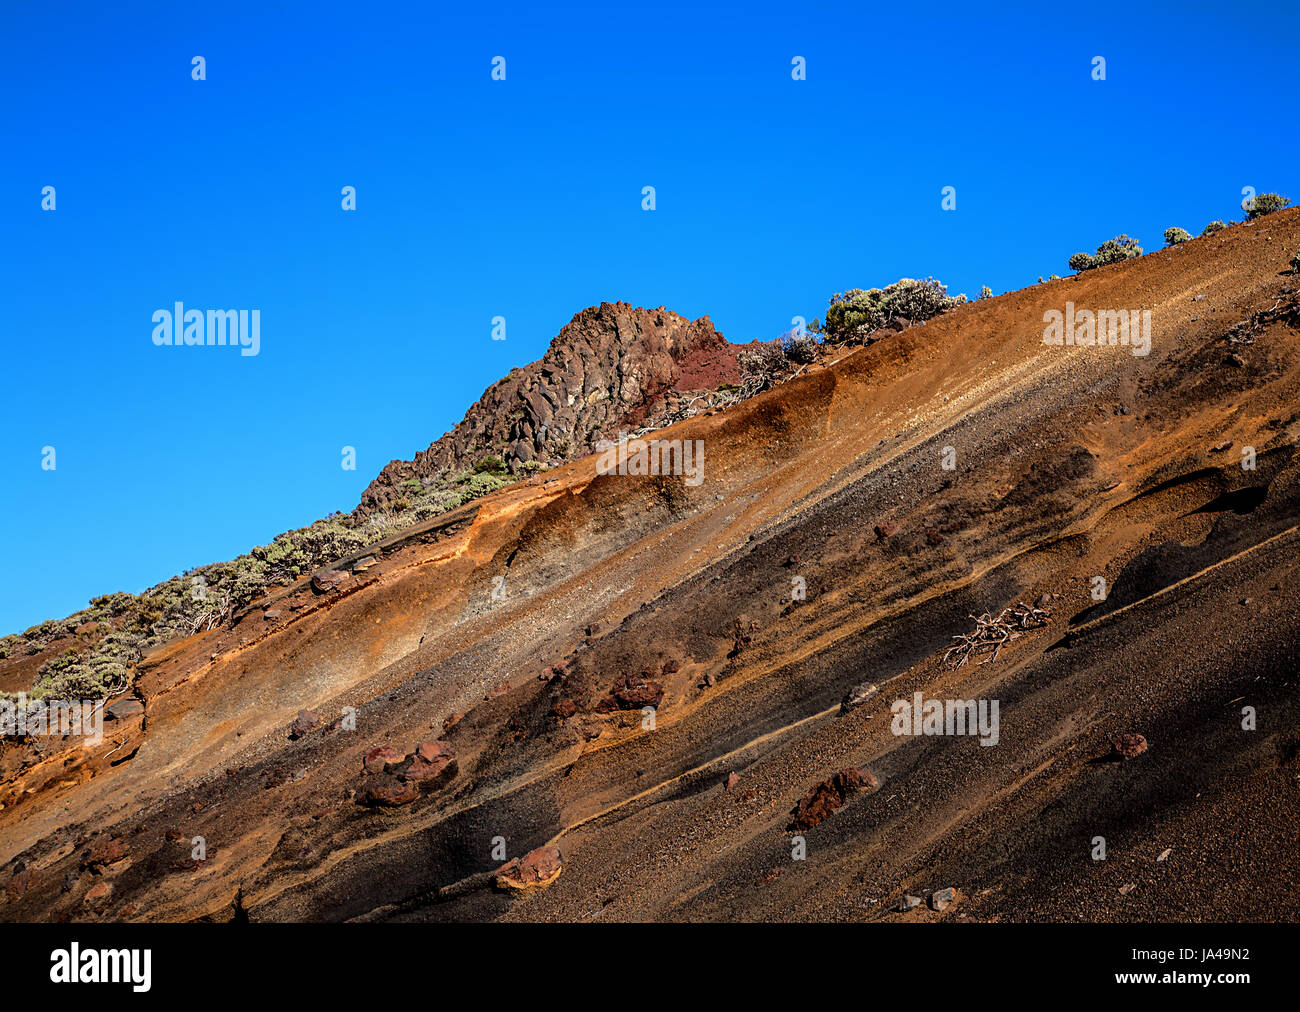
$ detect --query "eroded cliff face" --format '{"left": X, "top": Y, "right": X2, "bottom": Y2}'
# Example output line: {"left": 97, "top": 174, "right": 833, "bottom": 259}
{"left": 5, "top": 212, "right": 1300, "bottom": 925}
{"left": 359, "top": 302, "right": 747, "bottom": 511}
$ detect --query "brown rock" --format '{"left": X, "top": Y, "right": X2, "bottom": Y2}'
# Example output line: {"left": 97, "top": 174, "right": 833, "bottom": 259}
{"left": 874, "top": 521, "right": 898, "bottom": 541}
{"left": 725, "top": 772, "right": 740, "bottom": 790}
{"left": 929, "top": 886, "right": 961, "bottom": 911}
{"left": 494, "top": 846, "right": 564, "bottom": 893}
{"left": 442, "top": 712, "right": 464, "bottom": 733}
{"left": 355, "top": 777, "right": 420, "bottom": 807}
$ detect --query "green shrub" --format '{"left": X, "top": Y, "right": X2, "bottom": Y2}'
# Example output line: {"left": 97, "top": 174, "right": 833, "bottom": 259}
{"left": 32, "top": 631, "right": 144, "bottom": 699}
{"left": 1201, "top": 220, "right": 1228, "bottom": 237}
{"left": 1069, "top": 235, "right": 1142, "bottom": 272}
{"left": 823, "top": 278, "right": 966, "bottom": 343}
{"left": 1164, "top": 227, "right": 1192, "bottom": 245}
{"left": 977, "top": 285, "right": 993, "bottom": 300}
{"left": 1246, "top": 193, "right": 1291, "bottom": 219}
{"left": 473, "top": 456, "right": 507, "bottom": 475}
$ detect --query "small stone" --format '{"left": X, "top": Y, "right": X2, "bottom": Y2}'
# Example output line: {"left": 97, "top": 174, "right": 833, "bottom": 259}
{"left": 874, "top": 521, "right": 898, "bottom": 541}
{"left": 288, "top": 709, "right": 319, "bottom": 740}
{"left": 311, "top": 570, "right": 348, "bottom": 593}
{"left": 1033, "top": 593, "right": 1054, "bottom": 610}
{"left": 840, "top": 681, "right": 879, "bottom": 715}
{"left": 1210, "top": 440, "right": 1233, "bottom": 453}
{"left": 929, "top": 887, "right": 961, "bottom": 912}
{"left": 351, "top": 556, "right": 378, "bottom": 572}
{"left": 1157, "top": 848, "right": 1172, "bottom": 862}
{"left": 1110, "top": 733, "right": 1148, "bottom": 760}
{"left": 1193, "top": 294, "right": 1206, "bottom": 301}
{"left": 725, "top": 772, "right": 740, "bottom": 790}
{"left": 897, "top": 894, "right": 923, "bottom": 912}
{"left": 1118, "top": 882, "right": 1136, "bottom": 895}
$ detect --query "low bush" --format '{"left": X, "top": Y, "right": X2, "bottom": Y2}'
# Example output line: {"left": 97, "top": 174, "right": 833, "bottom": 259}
{"left": 823, "top": 278, "right": 966, "bottom": 343}
{"left": 1245, "top": 193, "right": 1291, "bottom": 219}
{"left": 1164, "top": 227, "right": 1192, "bottom": 245}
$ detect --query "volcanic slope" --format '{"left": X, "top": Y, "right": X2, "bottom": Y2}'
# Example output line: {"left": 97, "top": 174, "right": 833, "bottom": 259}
{"left": 4, "top": 211, "right": 1300, "bottom": 922}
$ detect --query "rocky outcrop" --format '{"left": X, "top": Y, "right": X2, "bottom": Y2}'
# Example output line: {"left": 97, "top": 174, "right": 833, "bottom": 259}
{"left": 359, "top": 302, "right": 748, "bottom": 511}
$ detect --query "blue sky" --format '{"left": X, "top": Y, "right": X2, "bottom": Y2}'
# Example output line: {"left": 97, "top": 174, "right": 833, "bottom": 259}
{"left": 2, "top": 0, "right": 1297, "bottom": 633}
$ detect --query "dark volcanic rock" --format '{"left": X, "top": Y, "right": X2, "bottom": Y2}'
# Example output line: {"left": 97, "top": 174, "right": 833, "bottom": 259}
{"left": 358, "top": 302, "right": 749, "bottom": 510}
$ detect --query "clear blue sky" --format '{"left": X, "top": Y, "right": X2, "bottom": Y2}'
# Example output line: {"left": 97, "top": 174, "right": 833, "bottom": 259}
{"left": 2, "top": 0, "right": 1297, "bottom": 634}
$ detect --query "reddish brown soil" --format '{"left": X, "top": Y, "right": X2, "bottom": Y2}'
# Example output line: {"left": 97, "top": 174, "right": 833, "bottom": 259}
{"left": 4, "top": 211, "right": 1300, "bottom": 923}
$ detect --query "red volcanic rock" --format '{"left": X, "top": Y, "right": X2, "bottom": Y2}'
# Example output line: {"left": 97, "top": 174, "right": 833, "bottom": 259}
{"left": 442, "top": 712, "right": 464, "bottom": 733}
{"left": 1111, "top": 733, "right": 1148, "bottom": 760}
{"left": 874, "top": 521, "right": 898, "bottom": 541}
{"left": 288, "top": 709, "right": 320, "bottom": 740}
{"left": 789, "top": 768, "right": 879, "bottom": 832}
{"left": 355, "top": 777, "right": 420, "bottom": 807}
{"left": 397, "top": 741, "right": 457, "bottom": 790}
{"left": 595, "top": 673, "right": 664, "bottom": 712}
{"left": 494, "top": 846, "right": 564, "bottom": 893}
{"left": 362, "top": 745, "right": 403, "bottom": 775}
{"left": 84, "top": 881, "right": 113, "bottom": 909}
{"left": 662, "top": 659, "right": 680, "bottom": 675}
{"left": 725, "top": 772, "right": 740, "bottom": 790}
